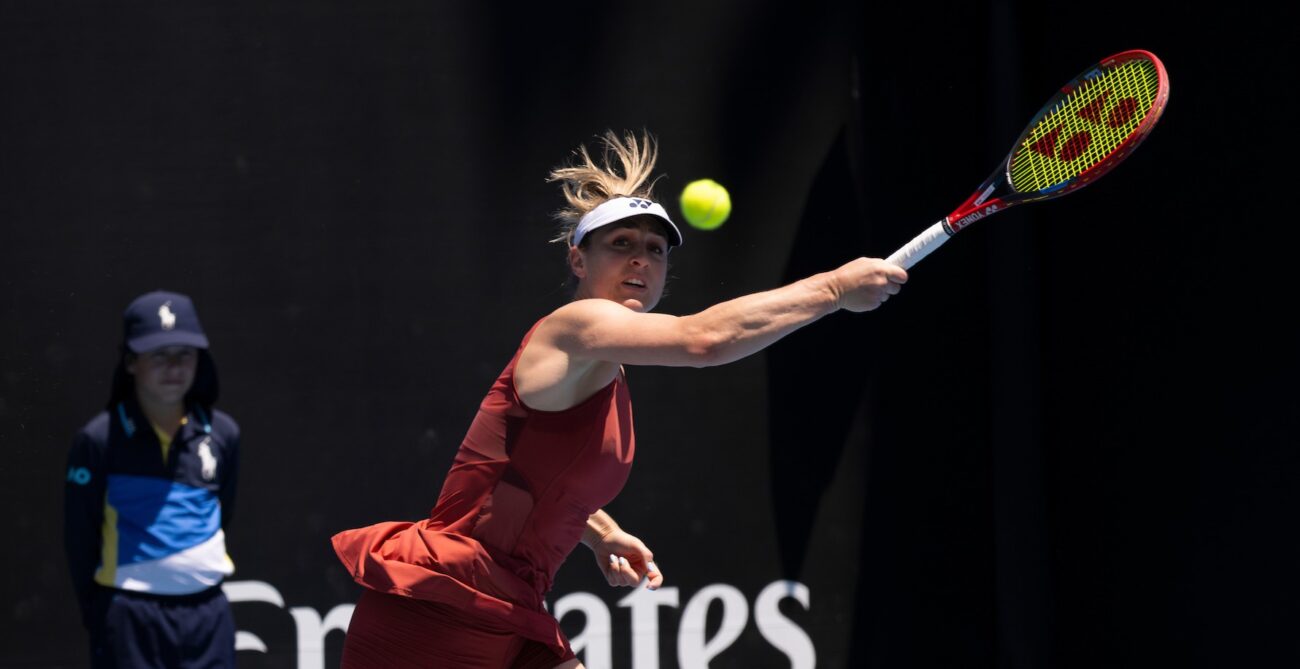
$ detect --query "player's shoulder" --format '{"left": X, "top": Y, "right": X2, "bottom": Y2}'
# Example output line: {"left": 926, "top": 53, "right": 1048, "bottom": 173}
{"left": 549, "top": 298, "right": 634, "bottom": 323}
{"left": 537, "top": 300, "right": 638, "bottom": 347}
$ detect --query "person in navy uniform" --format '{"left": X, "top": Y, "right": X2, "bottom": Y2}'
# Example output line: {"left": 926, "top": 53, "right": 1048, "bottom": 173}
{"left": 64, "top": 290, "right": 241, "bottom": 668}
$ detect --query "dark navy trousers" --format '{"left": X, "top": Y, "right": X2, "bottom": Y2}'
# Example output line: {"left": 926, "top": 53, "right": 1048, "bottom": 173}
{"left": 89, "top": 586, "right": 235, "bottom": 669}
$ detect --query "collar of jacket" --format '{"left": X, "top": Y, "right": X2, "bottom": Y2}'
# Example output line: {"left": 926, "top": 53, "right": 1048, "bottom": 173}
{"left": 115, "top": 400, "right": 212, "bottom": 440}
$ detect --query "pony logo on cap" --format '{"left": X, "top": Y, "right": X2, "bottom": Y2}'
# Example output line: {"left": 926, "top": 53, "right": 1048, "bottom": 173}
{"left": 159, "top": 302, "right": 177, "bottom": 331}
{"left": 628, "top": 199, "right": 652, "bottom": 209}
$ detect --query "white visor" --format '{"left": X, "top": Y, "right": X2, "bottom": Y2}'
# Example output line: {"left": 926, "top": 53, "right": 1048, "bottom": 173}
{"left": 573, "top": 197, "right": 683, "bottom": 248}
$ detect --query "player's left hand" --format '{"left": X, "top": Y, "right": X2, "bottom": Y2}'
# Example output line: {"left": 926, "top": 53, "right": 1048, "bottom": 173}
{"left": 591, "top": 529, "right": 663, "bottom": 590}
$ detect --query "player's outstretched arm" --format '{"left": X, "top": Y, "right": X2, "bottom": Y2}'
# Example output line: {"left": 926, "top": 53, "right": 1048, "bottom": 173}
{"left": 546, "top": 257, "right": 906, "bottom": 369}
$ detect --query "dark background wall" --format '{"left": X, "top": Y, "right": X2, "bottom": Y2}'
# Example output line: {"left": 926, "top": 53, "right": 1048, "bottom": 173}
{"left": 2, "top": 1, "right": 1294, "bottom": 667}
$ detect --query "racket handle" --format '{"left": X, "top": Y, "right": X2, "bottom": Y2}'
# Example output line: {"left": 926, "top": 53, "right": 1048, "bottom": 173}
{"left": 885, "top": 220, "right": 951, "bottom": 270}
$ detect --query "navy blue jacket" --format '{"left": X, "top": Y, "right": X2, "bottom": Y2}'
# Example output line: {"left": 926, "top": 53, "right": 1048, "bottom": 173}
{"left": 63, "top": 399, "right": 240, "bottom": 626}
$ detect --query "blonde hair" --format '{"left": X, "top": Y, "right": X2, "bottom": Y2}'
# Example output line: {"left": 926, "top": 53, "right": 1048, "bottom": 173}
{"left": 548, "top": 130, "right": 661, "bottom": 245}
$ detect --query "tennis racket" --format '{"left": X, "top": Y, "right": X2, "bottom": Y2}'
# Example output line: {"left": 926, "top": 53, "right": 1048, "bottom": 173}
{"left": 886, "top": 49, "right": 1170, "bottom": 270}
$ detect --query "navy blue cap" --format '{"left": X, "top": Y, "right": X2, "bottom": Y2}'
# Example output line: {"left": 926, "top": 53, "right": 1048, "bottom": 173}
{"left": 123, "top": 291, "right": 210, "bottom": 353}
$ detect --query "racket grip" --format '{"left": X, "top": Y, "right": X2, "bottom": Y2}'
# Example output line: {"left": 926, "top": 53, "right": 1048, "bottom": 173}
{"left": 885, "top": 220, "right": 951, "bottom": 270}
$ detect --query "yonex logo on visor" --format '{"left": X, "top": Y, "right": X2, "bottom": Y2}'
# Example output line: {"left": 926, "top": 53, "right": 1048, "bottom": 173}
{"left": 574, "top": 197, "right": 684, "bottom": 248}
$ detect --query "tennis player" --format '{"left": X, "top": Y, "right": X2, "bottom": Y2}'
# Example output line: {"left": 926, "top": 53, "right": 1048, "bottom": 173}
{"left": 332, "top": 130, "right": 906, "bottom": 668}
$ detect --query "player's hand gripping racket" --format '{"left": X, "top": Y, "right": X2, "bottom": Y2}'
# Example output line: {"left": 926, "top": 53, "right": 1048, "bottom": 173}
{"left": 886, "top": 49, "right": 1170, "bottom": 269}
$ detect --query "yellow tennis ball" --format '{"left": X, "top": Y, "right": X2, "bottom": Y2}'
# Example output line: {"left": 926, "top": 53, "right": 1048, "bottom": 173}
{"left": 679, "top": 179, "right": 731, "bottom": 230}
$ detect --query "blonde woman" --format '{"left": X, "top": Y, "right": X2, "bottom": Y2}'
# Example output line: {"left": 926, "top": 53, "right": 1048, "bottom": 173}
{"left": 332, "top": 131, "right": 906, "bottom": 668}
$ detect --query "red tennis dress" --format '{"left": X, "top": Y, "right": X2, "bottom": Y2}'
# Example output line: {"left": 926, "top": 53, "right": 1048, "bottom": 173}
{"left": 332, "top": 321, "right": 635, "bottom": 665}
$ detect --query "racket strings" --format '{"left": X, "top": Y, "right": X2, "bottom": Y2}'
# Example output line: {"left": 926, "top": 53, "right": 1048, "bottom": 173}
{"left": 1009, "top": 58, "right": 1162, "bottom": 193}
